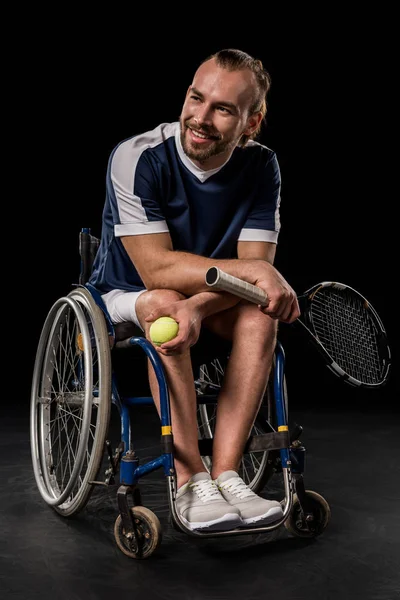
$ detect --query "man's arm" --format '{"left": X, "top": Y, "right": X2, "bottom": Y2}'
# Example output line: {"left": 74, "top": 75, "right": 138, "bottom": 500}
{"left": 187, "top": 241, "right": 277, "bottom": 318}
{"left": 121, "top": 234, "right": 276, "bottom": 297}
{"left": 236, "top": 240, "right": 276, "bottom": 264}
{"left": 122, "top": 232, "right": 298, "bottom": 322}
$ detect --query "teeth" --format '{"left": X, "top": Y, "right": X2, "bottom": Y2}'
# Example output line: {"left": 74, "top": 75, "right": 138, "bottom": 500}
{"left": 192, "top": 130, "right": 209, "bottom": 139}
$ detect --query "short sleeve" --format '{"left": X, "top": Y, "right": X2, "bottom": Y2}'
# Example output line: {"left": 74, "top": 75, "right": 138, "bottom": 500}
{"left": 238, "top": 152, "right": 281, "bottom": 244}
{"left": 107, "top": 139, "right": 170, "bottom": 238}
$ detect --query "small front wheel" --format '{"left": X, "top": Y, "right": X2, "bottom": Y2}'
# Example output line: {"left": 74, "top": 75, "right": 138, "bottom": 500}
{"left": 284, "top": 490, "right": 331, "bottom": 538}
{"left": 114, "top": 506, "right": 162, "bottom": 559}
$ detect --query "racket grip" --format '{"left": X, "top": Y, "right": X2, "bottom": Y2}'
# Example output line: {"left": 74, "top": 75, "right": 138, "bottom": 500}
{"left": 205, "top": 266, "right": 269, "bottom": 306}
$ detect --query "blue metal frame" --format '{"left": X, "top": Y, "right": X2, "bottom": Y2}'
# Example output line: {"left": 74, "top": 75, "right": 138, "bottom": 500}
{"left": 273, "top": 341, "right": 291, "bottom": 469}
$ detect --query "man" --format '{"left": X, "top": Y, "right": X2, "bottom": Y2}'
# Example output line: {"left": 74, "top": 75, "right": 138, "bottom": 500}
{"left": 89, "top": 48, "right": 300, "bottom": 532}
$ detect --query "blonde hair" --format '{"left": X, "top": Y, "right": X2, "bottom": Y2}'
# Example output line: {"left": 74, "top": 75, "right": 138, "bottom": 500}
{"left": 202, "top": 48, "right": 272, "bottom": 146}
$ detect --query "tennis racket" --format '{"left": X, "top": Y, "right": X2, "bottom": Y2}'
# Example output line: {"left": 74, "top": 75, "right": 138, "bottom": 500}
{"left": 205, "top": 266, "right": 391, "bottom": 389}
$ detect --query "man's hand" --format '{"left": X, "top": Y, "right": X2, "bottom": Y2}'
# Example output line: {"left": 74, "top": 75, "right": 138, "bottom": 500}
{"left": 145, "top": 298, "right": 202, "bottom": 356}
{"left": 252, "top": 263, "right": 300, "bottom": 323}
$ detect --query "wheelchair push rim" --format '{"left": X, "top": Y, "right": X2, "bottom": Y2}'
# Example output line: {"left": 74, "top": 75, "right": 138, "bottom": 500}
{"left": 30, "top": 287, "right": 111, "bottom": 514}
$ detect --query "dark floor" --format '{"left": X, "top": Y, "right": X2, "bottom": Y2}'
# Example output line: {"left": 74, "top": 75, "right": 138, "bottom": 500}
{"left": 1, "top": 401, "right": 399, "bottom": 600}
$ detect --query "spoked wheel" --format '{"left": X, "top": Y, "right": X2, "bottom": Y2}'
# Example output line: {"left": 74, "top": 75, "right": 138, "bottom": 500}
{"left": 195, "top": 355, "right": 288, "bottom": 493}
{"left": 284, "top": 490, "right": 331, "bottom": 538}
{"left": 114, "top": 506, "right": 162, "bottom": 559}
{"left": 30, "top": 286, "right": 112, "bottom": 516}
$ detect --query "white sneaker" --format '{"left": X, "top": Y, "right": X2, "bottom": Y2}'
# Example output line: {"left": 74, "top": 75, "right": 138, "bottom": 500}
{"left": 215, "top": 470, "right": 283, "bottom": 526}
{"left": 176, "top": 472, "right": 243, "bottom": 531}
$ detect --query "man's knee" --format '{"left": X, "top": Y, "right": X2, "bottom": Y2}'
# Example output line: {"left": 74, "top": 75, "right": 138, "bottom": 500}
{"left": 234, "top": 303, "right": 277, "bottom": 337}
{"left": 236, "top": 302, "right": 272, "bottom": 325}
{"left": 205, "top": 301, "right": 277, "bottom": 346}
{"left": 136, "top": 289, "right": 186, "bottom": 326}
{"left": 146, "top": 288, "right": 186, "bottom": 308}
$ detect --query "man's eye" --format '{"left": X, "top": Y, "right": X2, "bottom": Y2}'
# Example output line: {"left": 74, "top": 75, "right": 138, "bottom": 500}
{"left": 190, "top": 95, "right": 201, "bottom": 102}
{"left": 218, "top": 106, "right": 231, "bottom": 114}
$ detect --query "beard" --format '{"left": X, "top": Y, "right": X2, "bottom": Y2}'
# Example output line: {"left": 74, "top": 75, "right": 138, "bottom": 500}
{"left": 179, "top": 119, "right": 238, "bottom": 165}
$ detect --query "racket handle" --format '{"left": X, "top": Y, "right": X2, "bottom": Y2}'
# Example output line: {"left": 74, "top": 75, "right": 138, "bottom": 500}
{"left": 205, "top": 266, "right": 269, "bottom": 306}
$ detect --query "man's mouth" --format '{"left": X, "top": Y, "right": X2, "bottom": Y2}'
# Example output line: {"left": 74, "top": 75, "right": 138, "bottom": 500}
{"left": 188, "top": 127, "right": 218, "bottom": 142}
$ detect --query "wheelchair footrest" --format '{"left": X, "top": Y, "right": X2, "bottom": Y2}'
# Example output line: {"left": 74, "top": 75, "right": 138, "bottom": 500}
{"left": 198, "top": 431, "right": 290, "bottom": 456}
{"left": 246, "top": 431, "right": 290, "bottom": 453}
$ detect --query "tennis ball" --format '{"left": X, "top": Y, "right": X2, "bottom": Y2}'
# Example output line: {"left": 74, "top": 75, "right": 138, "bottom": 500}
{"left": 149, "top": 316, "right": 179, "bottom": 345}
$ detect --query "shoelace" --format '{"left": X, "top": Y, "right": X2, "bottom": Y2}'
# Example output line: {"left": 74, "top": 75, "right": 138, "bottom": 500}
{"left": 189, "top": 479, "right": 222, "bottom": 502}
{"left": 218, "top": 477, "right": 256, "bottom": 499}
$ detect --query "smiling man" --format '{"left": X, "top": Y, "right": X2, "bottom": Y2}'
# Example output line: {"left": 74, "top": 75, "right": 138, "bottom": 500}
{"left": 181, "top": 59, "right": 261, "bottom": 167}
{"left": 89, "top": 49, "right": 299, "bottom": 532}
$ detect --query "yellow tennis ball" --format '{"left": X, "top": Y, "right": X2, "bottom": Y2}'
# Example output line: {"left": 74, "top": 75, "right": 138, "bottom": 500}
{"left": 149, "top": 316, "right": 179, "bottom": 345}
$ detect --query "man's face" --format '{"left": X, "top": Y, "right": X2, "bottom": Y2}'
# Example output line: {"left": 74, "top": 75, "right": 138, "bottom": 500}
{"left": 179, "top": 58, "right": 259, "bottom": 169}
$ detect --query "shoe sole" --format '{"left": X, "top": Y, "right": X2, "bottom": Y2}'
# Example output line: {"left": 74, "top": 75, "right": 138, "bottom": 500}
{"left": 240, "top": 506, "right": 283, "bottom": 527}
{"left": 181, "top": 513, "right": 243, "bottom": 532}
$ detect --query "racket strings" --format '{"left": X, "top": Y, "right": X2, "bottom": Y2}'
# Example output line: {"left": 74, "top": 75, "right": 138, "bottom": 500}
{"left": 310, "top": 288, "right": 382, "bottom": 384}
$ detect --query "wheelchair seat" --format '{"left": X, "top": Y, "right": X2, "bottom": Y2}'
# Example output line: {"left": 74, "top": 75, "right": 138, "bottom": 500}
{"left": 114, "top": 321, "right": 143, "bottom": 343}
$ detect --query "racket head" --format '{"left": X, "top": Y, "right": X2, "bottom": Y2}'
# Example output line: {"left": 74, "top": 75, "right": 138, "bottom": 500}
{"left": 297, "top": 281, "right": 391, "bottom": 388}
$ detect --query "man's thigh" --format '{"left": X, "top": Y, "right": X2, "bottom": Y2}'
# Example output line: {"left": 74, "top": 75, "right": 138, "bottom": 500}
{"left": 202, "top": 300, "right": 276, "bottom": 343}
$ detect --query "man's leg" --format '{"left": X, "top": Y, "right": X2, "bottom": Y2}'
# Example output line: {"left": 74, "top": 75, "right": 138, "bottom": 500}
{"left": 201, "top": 301, "right": 283, "bottom": 526}
{"left": 201, "top": 301, "right": 277, "bottom": 479}
{"left": 135, "top": 291, "right": 277, "bottom": 484}
{"left": 134, "top": 290, "right": 281, "bottom": 528}
{"left": 135, "top": 289, "right": 244, "bottom": 532}
{"left": 135, "top": 289, "right": 208, "bottom": 489}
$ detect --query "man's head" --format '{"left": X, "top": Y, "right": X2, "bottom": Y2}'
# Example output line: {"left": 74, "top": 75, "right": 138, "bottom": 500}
{"left": 179, "top": 48, "right": 271, "bottom": 169}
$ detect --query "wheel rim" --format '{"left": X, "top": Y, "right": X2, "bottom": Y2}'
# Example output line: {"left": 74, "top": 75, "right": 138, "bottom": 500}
{"left": 30, "top": 294, "right": 104, "bottom": 508}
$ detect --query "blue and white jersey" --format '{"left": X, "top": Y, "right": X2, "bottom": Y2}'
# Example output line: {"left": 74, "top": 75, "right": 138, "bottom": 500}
{"left": 89, "top": 121, "right": 281, "bottom": 293}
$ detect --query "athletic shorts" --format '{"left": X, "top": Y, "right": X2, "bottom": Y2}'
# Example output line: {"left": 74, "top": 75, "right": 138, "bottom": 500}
{"left": 101, "top": 289, "right": 147, "bottom": 330}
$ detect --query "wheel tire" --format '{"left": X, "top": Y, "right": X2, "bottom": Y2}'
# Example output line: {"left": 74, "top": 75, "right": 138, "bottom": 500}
{"left": 284, "top": 490, "right": 331, "bottom": 538}
{"left": 114, "top": 506, "right": 163, "bottom": 559}
{"left": 30, "top": 286, "right": 112, "bottom": 516}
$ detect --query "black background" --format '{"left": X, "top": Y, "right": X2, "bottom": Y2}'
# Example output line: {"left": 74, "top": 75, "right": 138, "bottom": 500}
{"left": 4, "top": 18, "right": 397, "bottom": 599}
{"left": 20, "top": 18, "right": 398, "bottom": 414}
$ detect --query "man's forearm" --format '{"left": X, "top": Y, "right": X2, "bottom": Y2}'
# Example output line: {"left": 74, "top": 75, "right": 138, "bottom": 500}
{"left": 149, "top": 250, "right": 264, "bottom": 296}
{"left": 187, "top": 290, "right": 242, "bottom": 320}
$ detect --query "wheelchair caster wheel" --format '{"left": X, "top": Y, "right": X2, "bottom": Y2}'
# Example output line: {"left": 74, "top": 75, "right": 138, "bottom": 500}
{"left": 285, "top": 490, "right": 331, "bottom": 538}
{"left": 114, "top": 506, "right": 162, "bottom": 559}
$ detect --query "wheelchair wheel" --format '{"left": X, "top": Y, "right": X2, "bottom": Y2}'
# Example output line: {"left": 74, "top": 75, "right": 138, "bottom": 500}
{"left": 114, "top": 506, "right": 162, "bottom": 559}
{"left": 284, "top": 490, "right": 331, "bottom": 538}
{"left": 30, "top": 286, "right": 111, "bottom": 517}
{"left": 195, "top": 355, "right": 288, "bottom": 493}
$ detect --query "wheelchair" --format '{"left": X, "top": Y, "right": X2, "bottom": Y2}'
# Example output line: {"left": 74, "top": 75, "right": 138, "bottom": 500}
{"left": 30, "top": 228, "right": 331, "bottom": 559}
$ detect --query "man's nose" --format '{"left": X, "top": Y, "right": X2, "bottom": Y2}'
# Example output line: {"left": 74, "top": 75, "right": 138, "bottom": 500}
{"left": 194, "top": 105, "right": 213, "bottom": 126}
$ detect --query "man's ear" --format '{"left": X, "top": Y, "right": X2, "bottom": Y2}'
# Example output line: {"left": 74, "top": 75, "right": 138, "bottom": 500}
{"left": 243, "top": 111, "right": 263, "bottom": 136}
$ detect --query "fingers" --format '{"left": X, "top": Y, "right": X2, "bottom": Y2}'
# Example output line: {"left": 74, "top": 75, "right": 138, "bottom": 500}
{"left": 259, "top": 295, "right": 300, "bottom": 323}
{"left": 154, "top": 335, "right": 191, "bottom": 356}
{"left": 145, "top": 310, "right": 164, "bottom": 322}
{"left": 276, "top": 297, "right": 300, "bottom": 323}
{"left": 145, "top": 305, "right": 179, "bottom": 322}
{"left": 280, "top": 298, "right": 300, "bottom": 323}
